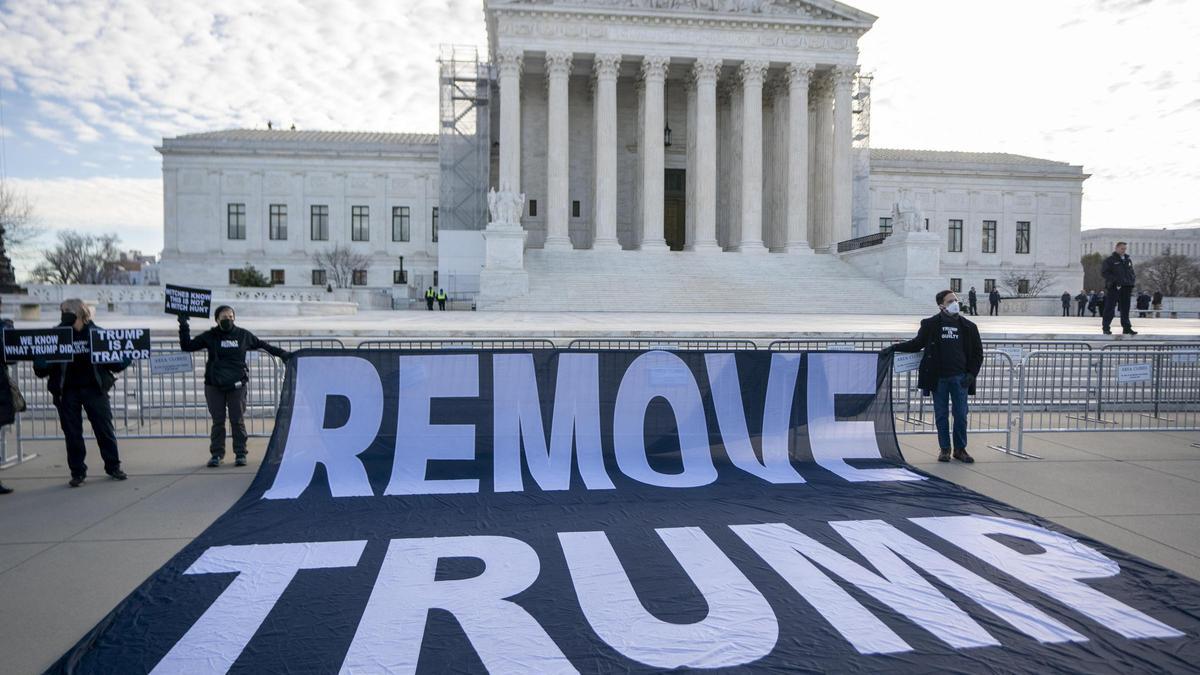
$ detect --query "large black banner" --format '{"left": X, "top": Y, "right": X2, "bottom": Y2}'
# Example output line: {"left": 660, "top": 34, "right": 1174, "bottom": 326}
{"left": 54, "top": 350, "right": 1200, "bottom": 673}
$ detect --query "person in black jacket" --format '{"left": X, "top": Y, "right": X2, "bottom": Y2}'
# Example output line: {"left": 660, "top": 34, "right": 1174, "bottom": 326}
{"left": 179, "top": 305, "right": 291, "bottom": 467}
{"left": 1101, "top": 241, "right": 1137, "bottom": 335}
{"left": 33, "top": 299, "right": 129, "bottom": 487}
{"left": 1075, "top": 290, "right": 1087, "bottom": 316}
{"left": 988, "top": 288, "right": 1001, "bottom": 316}
{"left": 1136, "top": 290, "right": 1151, "bottom": 318}
{"left": 967, "top": 287, "right": 978, "bottom": 316}
{"left": 1152, "top": 290, "right": 1164, "bottom": 318}
{"left": 880, "top": 290, "right": 983, "bottom": 463}
{"left": 1060, "top": 291, "right": 1072, "bottom": 317}
{"left": 0, "top": 309, "right": 16, "bottom": 494}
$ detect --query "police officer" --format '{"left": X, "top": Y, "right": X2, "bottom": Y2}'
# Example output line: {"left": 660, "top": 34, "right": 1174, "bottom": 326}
{"left": 179, "top": 305, "right": 291, "bottom": 467}
{"left": 988, "top": 288, "right": 1001, "bottom": 316}
{"left": 33, "top": 299, "right": 129, "bottom": 487}
{"left": 436, "top": 288, "right": 447, "bottom": 311}
{"left": 1101, "top": 241, "right": 1138, "bottom": 335}
{"left": 1060, "top": 291, "right": 1072, "bottom": 317}
{"left": 1075, "top": 290, "right": 1087, "bottom": 316}
{"left": 425, "top": 286, "right": 435, "bottom": 311}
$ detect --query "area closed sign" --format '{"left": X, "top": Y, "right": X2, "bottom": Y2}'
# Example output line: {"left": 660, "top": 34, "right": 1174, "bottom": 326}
{"left": 1116, "top": 362, "right": 1153, "bottom": 384}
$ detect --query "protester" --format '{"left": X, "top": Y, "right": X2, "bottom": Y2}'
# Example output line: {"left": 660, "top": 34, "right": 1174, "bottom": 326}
{"left": 881, "top": 290, "right": 982, "bottom": 463}
{"left": 437, "top": 288, "right": 447, "bottom": 311}
{"left": 33, "top": 299, "right": 129, "bottom": 487}
{"left": 1101, "top": 241, "right": 1137, "bottom": 335}
{"left": 967, "top": 287, "right": 978, "bottom": 316}
{"left": 1136, "top": 290, "right": 1151, "bottom": 319}
{"left": 1152, "top": 290, "right": 1163, "bottom": 318}
{"left": 1075, "top": 290, "right": 1088, "bottom": 317}
{"left": 425, "top": 286, "right": 435, "bottom": 311}
{"left": 179, "top": 306, "right": 291, "bottom": 467}
{"left": 988, "top": 288, "right": 1001, "bottom": 316}
{"left": 1093, "top": 290, "right": 1106, "bottom": 317}
{"left": 0, "top": 301, "right": 19, "bottom": 494}
{"left": 1060, "top": 291, "right": 1072, "bottom": 317}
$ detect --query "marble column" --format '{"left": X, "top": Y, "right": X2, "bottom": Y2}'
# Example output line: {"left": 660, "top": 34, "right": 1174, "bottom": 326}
{"left": 685, "top": 77, "right": 697, "bottom": 248}
{"left": 690, "top": 57, "right": 721, "bottom": 251}
{"left": 544, "top": 50, "right": 573, "bottom": 249}
{"left": 639, "top": 55, "right": 669, "bottom": 250}
{"left": 812, "top": 73, "right": 834, "bottom": 252}
{"left": 592, "top": 53, "right": 622, "bottom": 250}
{"left": 496, "top": 47, "right": 523, "bottom": 194}
{"left": 785, "top": 63, "right": 813, "bottom": 253}
{"left": 831, "top": 65, "right": 856, "bottom": 247}
{"left": 738, "top": 60, "right": 768, "bottom": 253}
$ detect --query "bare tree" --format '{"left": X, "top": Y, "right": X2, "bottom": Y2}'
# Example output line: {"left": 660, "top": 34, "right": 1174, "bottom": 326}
{"left": 29, "top": 230, "right": 123, "bottom": 284}
{"left": 0, "top": 178, "right": 46, "bottom": 250}
{"left": 312, "top": 245, "right": 370, "bottom": 288}
{"left": 1139, "top": 253, "right": 1200, "bottom": 297}
{"left": 1000, "top": 268, "right": 1055, "bottom": 297}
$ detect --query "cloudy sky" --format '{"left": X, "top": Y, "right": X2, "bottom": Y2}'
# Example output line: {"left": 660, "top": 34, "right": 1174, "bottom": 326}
{"left": 0, "top": 0, "right": 1196, "bottom": 272}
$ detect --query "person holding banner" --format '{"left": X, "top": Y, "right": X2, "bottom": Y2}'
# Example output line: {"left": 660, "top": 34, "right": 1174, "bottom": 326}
{"left": 33, "top": 299, "right": 129, "bottom": 487}
{"left": 178, "top": 305, "right": 291, "bottom": 467}
{"left": 881, "top": 290, "right": 983, "bottom": 464}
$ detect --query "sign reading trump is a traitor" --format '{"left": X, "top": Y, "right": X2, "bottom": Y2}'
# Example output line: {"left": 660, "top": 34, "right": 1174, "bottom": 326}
{"left": 89, "top": 328, "right": 151, "bottom": 365}
{"left": 53, "top": 350, "right": 1200, "bottom": 673}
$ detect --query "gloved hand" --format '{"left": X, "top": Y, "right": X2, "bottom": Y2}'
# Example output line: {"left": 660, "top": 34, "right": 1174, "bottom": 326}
{"left": 177, "top": 314, "right": 189, "bottom": 325}
{"left": 879, "top": 345, "right": 895, "bottom": 359}
{"left": 33, "top": 357, "right": 48, "bottom": 370}
{"left": 121, "top": 356, "right": 134, "bottom": 368}
{"left": 963, "top": 373, "right": 976, "bottom": 391}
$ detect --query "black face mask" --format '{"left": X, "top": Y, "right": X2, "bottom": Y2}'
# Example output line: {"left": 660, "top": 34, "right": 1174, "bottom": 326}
{"left": 218, "top": 319, "right": 234, "bottom": 332}
{"left": 60, "top": 312, "right": 77, "bottom": 326}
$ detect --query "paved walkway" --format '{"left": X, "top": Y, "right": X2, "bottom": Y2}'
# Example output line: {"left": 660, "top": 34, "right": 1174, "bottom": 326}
{"left": 0, "top": 430, "right": 1197, "bottom": 673}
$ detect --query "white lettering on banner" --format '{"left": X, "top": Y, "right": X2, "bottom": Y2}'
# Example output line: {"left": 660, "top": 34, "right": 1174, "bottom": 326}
{"left": 341, "top": 536, "right": 576, "bottom": 675}
{"left": 705, "top": 353, "right": 806, "bottom": 484}
{"left": 493, "top": 354, "right": 614, "bottom": 492}
{"left": 151, "top": 541, "right": 367, "bottom": 675}
{"left": 1116, "top": 363, "right": 1153, "bottom": 384}
{"left": 558, "top": 527, "right": 778, "bottom": 668}
{"left": 613, "top": 351, "right": 717, "bottom": 488}
{"left": 806, "top": 353, "right": 924, "bottom": 482}
{"left": 386, "top": 354, "right": 480, "bottom": 495}
{"left": 912, "top": 515, "right": 1184, "bottom": 639}
{"left": 264, "top": 357, "right": 380, "bottom": 499}
{"left": 893, "top": 351, "right": 922, "bottom": 374}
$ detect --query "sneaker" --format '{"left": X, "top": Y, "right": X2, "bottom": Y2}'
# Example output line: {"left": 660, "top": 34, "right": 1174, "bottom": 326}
{"left": 0, "top": 483, "right": 13, "bottom": 495}
{"left": 69, "top": 476, "right": 86, "bottom": 488}
{"left": 235, "top": 455, "right": 247, "bottom": 467}
{"left": 207, "top": 456, "right": 221, "bottom": 468}
{"left": 953, "top": 449, "right": 975, "bottom": 464}
{"left": 937, "top": 449, "right": 951, "bottom": 462}
{"left": 107, "top": 469, "right": 128, "bottom": 480}
{"left": 1123, "top": 329, "right": 1138, "bottom": 335}
{"left": 1102, "top": 328, "right": 1112, "bottom": 335}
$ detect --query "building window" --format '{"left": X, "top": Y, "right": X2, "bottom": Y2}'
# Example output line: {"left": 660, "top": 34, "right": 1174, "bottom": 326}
{"left": 269, "top": 204, "right": 287, "bottom": 240}
{"left": 572, "top": 200, "right": 581, "bottom": 218}
{"left": 1017, "top": 278, "right": 1030, "bottom": 295}
{"left": 352, "top": 269, "right": 368, "bottom": 286}
{"left": 879, "top": 217, "right": 892, "bottom": 235}
{"left": 227, "top": 203, "right": 246, "bottom": 240}
{"left": 982, "top": 220, "right": 997, "bottom": 253}
{"left": 312, "top": 269, "right": 327, "bottom": 286}
{"left": 351, "top": 206, "right": 369, "bottom": 241}
{"left": 392, "top": 206, "right": 410, "bottom": 242}
{"left": 393, "top": 269, "right": 407, "bottom": 284}
{"left": 270, "top": 269, "right": 285, "bottom": 285}
{"left": 228, "top": 269, "right": 239, "bottom": 284}
{"left": 529, "top": 199, "right": 538, "bottom": 217}
{"left": 433, "top": 270, "right": 439, "bottom": 287}
{"left": 984, "top": 278, "right": 996, "bottom": 293}
{"left": 1016, "top": 221, "right": 1031, "bottom": 254}
{"left": 948, "top": 219, "right": 963, "bottom": 252}
{"left": 924, "top": 218, "right": 930, "bottom": 231}
{"left": 950, "top": 278, "right": 962, "bottom": 293}
{"left": 431, "top": 207, "right": 439, "bottom": 243}
{"left": 311, "top": 205, "right": 329, "bottom": 241}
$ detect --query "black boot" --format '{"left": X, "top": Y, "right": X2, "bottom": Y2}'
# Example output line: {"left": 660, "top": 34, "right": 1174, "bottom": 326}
{"left": 0, "top": 482, "right": 13, "bottom": 495}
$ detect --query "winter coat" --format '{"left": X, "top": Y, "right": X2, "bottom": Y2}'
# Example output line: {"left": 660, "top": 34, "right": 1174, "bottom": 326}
{"left": 179, "top": 320, "right": 289, "bottom": 389}
{"left": 32, "top": 321, "right": 129, "bottom": 399}
{"left": 890, "top": 313, "right": 984, "bottom": 396}
{"left": 1152, "top": 291, "right": 1163, "bottom": 305}
{"left": 0, "top": 319, "right": 15, "bottom": 427}
{"left": 1101, "top": 252, "right": 1136, "bottom": 288}
{"left": 1136, "top": 293, "right": 1151, "bottom": 311}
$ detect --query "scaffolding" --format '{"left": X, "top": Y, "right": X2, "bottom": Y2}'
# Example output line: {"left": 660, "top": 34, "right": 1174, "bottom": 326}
{"left": 438, "top": 45, "right": 492, "bottom": 232}
{"left": 851, "top": 71, "right": 873, "bottom": 237}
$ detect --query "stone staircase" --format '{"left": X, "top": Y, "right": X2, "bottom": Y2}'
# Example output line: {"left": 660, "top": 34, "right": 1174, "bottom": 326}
{"left": 483, "top": 249, "right": 932, "bottom": 314}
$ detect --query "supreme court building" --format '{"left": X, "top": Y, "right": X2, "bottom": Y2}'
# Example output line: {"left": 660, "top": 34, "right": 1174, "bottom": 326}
{"left": 158, "top": 0, "right": 1088, "bottom": 313}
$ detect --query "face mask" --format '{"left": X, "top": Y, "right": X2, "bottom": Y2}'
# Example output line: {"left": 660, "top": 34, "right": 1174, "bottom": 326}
{"left": 60, "top": 311, "right": 77, "bottom": 326}
{"left": 219, "top": 319, "right": 234, "bottom": 332}
{"left": 944, "top": 301, "right": 960, "bottom": 316}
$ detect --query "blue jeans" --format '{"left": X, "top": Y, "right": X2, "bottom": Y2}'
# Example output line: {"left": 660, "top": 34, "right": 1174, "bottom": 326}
{"left": 933, "top": 374, "right": 969, "bottom": 451}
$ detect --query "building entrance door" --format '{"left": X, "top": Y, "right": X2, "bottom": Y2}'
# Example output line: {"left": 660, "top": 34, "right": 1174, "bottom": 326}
{"left": 664, "top": 168, "right": 686, "bottom": 251}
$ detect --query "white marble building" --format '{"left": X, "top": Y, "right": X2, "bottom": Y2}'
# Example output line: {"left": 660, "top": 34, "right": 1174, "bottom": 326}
{"left": 158, "top": 0, "right": 1088, "bottom": 312}
{"left": 1082, "top": 227, "right": 1200, "bottom": 261}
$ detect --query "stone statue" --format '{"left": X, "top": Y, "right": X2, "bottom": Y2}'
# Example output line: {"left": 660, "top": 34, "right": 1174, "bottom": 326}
{"left": 892, "top": 189, "right": 925, "bottom": 233}
{"left": 487, "top": 188, "right": 526, "bottom": 227}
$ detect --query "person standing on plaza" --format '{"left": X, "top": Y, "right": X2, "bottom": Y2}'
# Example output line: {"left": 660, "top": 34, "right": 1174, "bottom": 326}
{"left": 33, "top": 299, "right": 129, "bottom": 487}
{"left": 425, "top": 286, "right": 435, "bottom": 311}
{"left": 988, "top": 288, "right": 1001, "bottom": 316}
{"left": 0, "top": 301, "right": 20, "bottom": 495}
{"left": 436, "top": 288, "right": 447, "bottom": 311}
{"left": 880, "top": 290, "right": 982, "bottom": 463}
{"left": 1061, "top": 291, "right": 1072, "bottom": 317}
{"left": 1101, "top": 241, "right": 1138, "bottom": 335}
{"left": 967, "top": 286, "right": 978, "bottom": 316}
{"left": 1152, "top": 290, "right": 1164, "bottom": 318}
{"left": 179, "top": 305, "right": 291, "bottom": 467}
{"left": 1075, "top": 290, "right": 1088, "bottom": 316}
{"left": 1136, "top": 290, "right": 1151, "bottom": 318}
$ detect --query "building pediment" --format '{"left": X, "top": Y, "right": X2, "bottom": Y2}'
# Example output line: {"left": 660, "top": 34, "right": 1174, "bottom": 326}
{"left": 488, "top": 0, "right": 876, "bottom": 26}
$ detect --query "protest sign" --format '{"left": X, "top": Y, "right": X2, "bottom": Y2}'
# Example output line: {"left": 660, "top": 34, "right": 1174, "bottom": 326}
{"left": 2, "top": 327, "right": 74, "bottom": 362}
{"left": 164, "top": 285, "right": 212, "bottom": 318}
{"left": 89, "top": 328, "right": 151, "bottom": 364}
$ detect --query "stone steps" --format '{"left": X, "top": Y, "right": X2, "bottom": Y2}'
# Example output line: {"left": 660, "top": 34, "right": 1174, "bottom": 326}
{"left": 484, "top": 250, "right": 932, "bottom": 314}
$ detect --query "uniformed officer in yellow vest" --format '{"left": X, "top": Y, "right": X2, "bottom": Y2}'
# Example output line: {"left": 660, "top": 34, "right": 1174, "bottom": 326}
{"left": 436, "top": 288, "right": 448, "bottom": 311}
{"left": 425, "top": 286, "right": 435, "bottom": 311}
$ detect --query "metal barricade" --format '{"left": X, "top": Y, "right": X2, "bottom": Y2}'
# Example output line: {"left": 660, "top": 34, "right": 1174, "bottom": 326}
{"left": 569, "top": 338, "right": 758, "bottom": 351}
{"left": 356, "top": 338, "right": 557, "bottom": 350}
{"left": 768, "top": 338, "right": 897, "bottom": 352}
